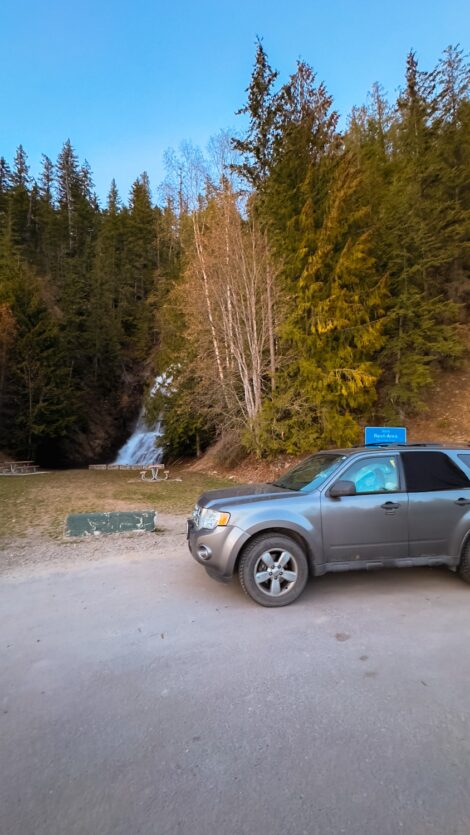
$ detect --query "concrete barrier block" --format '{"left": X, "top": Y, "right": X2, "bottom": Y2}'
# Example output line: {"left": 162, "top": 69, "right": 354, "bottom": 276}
{"left": 65, "top": 511, "right": 157, "bottom": 537}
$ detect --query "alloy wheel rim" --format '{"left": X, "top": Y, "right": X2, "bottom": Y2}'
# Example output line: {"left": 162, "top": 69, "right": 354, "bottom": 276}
{"left": 254, "top": 549, "right": 298, "bottom": 597}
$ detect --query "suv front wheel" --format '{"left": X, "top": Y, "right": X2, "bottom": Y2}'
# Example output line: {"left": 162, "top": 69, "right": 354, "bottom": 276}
{"left": 238, "top": 533, "right": 309, "bottom": 607}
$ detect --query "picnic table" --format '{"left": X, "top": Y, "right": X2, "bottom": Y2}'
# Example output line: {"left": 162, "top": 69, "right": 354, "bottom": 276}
{"left": 0, "top": 460, "right": 39, "bottom": 474}
{"left": 140, "top": 464, "right": 170, "bottom": 481}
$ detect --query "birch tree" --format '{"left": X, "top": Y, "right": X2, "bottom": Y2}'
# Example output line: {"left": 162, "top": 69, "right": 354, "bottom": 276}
{"left": 180, "top": 184, "right": 277, "bottom": 446}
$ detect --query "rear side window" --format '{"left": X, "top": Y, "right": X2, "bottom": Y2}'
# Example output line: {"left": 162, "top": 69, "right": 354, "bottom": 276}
{"left": 401, "top": 452, "right": 470, "bottom": 492}
{"left": 458, "top": 454, "right": 470, "bottom": 471}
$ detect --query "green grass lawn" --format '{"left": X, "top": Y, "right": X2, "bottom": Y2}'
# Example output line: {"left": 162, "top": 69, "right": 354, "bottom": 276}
{"left": 0, "top": 468, "right": 232, "bottom": 540}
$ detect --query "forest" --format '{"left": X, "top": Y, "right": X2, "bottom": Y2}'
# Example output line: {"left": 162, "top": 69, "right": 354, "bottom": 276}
{"left": 0, "top": 43, "right": 469, "bottom": 466}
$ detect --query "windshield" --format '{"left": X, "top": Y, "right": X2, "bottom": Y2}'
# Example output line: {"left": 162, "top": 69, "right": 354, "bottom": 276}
{"left": 272, "top": 453, "right": 347, "bottom": 492}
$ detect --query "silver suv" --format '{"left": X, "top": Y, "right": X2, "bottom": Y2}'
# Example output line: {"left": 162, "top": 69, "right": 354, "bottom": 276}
{"left": 187, "top": 444, "right": 470, "bottom": 606}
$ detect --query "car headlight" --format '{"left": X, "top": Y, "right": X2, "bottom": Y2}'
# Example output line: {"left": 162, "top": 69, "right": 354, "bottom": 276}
{"left": 198, "top": 507, "right": 231, "bottom": 530}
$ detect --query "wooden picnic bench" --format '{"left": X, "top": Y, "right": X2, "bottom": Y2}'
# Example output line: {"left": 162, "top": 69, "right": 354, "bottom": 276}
{"left": 0, "top": 460, "right": 40, "bottom": 474}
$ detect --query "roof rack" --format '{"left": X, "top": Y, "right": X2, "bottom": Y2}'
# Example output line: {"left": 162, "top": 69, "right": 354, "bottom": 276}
{"left": 360, "top": 442, "right": 445, "bottom": 448}
{"left": 402, "top": 443, "right": 444, "bottom": 448}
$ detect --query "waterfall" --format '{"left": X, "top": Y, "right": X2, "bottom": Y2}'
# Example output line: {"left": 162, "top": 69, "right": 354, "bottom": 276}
{"left": 114, "top": 415, "right": 164, "bottom": 466}
{"left": 114, "top": 375, "right": 166, "bottom": 465}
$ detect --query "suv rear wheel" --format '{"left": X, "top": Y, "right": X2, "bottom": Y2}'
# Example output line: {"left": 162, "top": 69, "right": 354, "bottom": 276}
{"left": 238, "top": 534, "right": 309, "bottom": 607}
{"left": 458, "top": 538, "right": 470, "bottom": 584}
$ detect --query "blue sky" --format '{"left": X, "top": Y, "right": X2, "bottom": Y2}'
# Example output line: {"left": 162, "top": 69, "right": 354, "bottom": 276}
{"left": 1, "top": 0, "right": 468, "bottom": 204}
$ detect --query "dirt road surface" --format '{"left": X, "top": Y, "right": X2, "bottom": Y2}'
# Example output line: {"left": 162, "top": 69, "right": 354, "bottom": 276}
{"left": 1, "top": 517, "right": 470, "bottom": 835}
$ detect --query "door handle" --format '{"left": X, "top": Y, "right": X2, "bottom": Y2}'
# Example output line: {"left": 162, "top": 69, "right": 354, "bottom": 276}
{"left": 381, "top": 501, "right": 400, "bottom": 510}
{"left": 454, "top": 498, "right": 470, "bottom": 506}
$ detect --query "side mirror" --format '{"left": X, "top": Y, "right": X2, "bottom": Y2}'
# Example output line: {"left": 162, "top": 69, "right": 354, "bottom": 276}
{"left": 329, "top": 479, "right": 357, "bottom": 498}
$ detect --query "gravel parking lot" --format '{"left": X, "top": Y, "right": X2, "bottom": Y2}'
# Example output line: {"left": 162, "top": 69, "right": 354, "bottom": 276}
{"left": 1, "top": 517, "right": 470, "bottom": 835}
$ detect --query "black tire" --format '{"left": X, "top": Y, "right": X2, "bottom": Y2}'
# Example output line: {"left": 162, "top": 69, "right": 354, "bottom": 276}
{"left": 458, "top": 538, "right": 470, "bottom": 584}
{"left": 238, "top": 533, "right": 309, "bottom": 607}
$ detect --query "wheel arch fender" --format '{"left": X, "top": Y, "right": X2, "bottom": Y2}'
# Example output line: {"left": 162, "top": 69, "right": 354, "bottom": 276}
{"left": 459, "top": 527, "right": 470, "bottom": 559}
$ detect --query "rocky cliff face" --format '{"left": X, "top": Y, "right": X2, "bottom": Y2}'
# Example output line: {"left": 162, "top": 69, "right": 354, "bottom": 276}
{"left": 35, "top": 377, "right": 147, "bottom": 467}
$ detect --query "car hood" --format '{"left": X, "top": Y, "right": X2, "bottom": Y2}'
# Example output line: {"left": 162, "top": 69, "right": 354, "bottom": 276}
{"left": 197, "top": 483, "right": 296, "bottom": 509}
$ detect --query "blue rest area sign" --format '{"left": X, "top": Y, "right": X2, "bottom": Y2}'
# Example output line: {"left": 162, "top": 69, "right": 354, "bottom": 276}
{"left": 364, "top": 426, "right": 407, "bottom": 446}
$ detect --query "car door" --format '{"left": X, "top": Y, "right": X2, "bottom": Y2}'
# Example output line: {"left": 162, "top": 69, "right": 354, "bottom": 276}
{"left": 401, "top": 451, "right": 470, "bottom": 559}
{"left": 320, "top": 454, "right": 409, "bottom": 564}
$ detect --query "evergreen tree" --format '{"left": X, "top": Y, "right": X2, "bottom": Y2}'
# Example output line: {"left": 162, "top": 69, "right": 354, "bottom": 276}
{"left": 0, "top": 231, "right": 74, "bottom": 458}
{"left": 0, "top": 157, "right": 11, "bottom": 222}
{"left": 432, "top": 45, "right": 470, "bottom": 305}
{"left": 261, "top": 152, "right": 386, "bottom": 451}
{"left": 86, "top": 180, "right": 124, "bottom": 389}
{"left": 261, "top": 60, "right": 339, "bottom": 276}
{"left": 231, "top": 38, "right": 279, "bottom": 188}
{"left": 54, "top": 141, "right": 99, "bottom": 386}
{"left": 56, "top": 139, "right": 81, "bottom": 251}
{"left": 35, "top": 154, "right": 57, "bottom": 275}
{"left": 120, "top": 173, "right": 158, "bottom": 363}
{"left": 9, "top": 145, "right": 32, "bottom": 249}
{"left": 375, "top": 51, "right": 463, "bottom": 415}
{"left": 39, "top": 154, "right": 54, "bottom": 202}
{"left": 0, "top": 157, "right": 11, "bottom": 193}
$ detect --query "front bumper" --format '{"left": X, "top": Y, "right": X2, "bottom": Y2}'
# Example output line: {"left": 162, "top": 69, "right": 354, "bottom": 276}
{"left": 187, "top": 519, "right": 249, "bottom": 582}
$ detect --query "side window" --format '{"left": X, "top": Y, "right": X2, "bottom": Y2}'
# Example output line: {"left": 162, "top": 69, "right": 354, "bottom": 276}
{"left": 401, "top": 451, "right": 470, "bottom": 492}
{"left": 342, "top": 456, "right": 400, "bottom": 495}
{"left": 458, "top": 454, "right": 470, "bottom": 472}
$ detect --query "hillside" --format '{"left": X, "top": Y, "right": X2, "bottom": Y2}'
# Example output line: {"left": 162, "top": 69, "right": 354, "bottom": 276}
{"left": 191, "top": 357, "right": 470, "bottom": 483}
{"left": 406, "top": 362, "right": 470, "bottom": 445}
{"left": 2, "top": 46, "right": 468, "bottom": 468}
